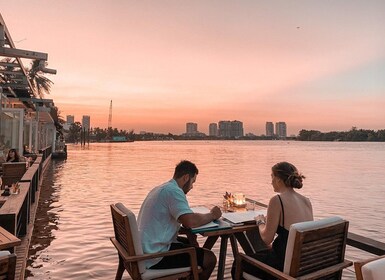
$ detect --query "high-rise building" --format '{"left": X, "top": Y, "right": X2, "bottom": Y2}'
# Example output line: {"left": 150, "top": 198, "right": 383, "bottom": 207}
{"left": 218, "top": 121, "right": 231, "bottom": 137}
{"left": 186, "top": 122, "right": 198, "bottom": 135}
{"left": 266, "top": 122, "right": 274, "bottom": 137}
{"left": 218, "top": 120, "right": 244, "bottom": 138}
{"left": 82, "top": 115, "right": 91, "bottom": 131}
{"left": 231, "top": 120, "right": 244, "bottom": 138}
{"left": 66, "top": 115, "right": 74, "bottom": 125}
{"left": 275, "top": 122, "right": 287, "bottom": 139}
{"left": 209, "top": 123, "right": 218, "bottom": 136}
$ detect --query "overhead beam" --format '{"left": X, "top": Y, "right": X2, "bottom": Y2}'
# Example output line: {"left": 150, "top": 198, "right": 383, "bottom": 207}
{"left": 7, "top": 76, "right": 28, "bottom": 82}
{"left": 18, "top": 97, "right": 53, "bottom": 104}
{"left": 0, "top": 46, "right": 48, "bottom": 60}
{"left": 0, "top": 24, "right": 4, "bottom": 47}
{"left": 3, "top": 83, "right": 29, "bottom": 89}
{"left": 0, "top": 70, "right": 24, "bottom": 76}
{"left": 0, "top": 61, "right": 20, "bottom": 67}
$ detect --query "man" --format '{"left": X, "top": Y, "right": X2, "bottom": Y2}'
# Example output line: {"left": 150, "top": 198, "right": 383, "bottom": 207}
{"left": 138, "top": 160, "right": 222, "bottom": 280}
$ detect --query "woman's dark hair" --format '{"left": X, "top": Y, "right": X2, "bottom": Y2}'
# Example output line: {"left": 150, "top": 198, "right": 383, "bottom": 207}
{"left": 6, "top": 148, "right": 20, "bottom": 162}
{"left": 272, "top": 162, "right": 305, "bottom": 189}
{"left": 173, "top": 160, "right": 199, "bottom": 179}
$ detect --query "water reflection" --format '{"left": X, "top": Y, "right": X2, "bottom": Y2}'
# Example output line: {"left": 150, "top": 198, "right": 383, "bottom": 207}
{"left": 25, "top": 160, "right": 63, "bottom": 278}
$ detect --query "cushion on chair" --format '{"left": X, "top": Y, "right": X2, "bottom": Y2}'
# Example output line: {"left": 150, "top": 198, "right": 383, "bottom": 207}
{"left": 0, "top": 251, "right": 11, "bottom": 257}
{"left": 115, "top": 203, "right": 146, "bottom": 274}
{"left": 361, "top": 257, "right": 385, "bottom": 280}
{"left": 283, "top": 216, "right": 344, "bottom": 274}
{"left": 142, "top": 267, "right": 193, "bottom": 280}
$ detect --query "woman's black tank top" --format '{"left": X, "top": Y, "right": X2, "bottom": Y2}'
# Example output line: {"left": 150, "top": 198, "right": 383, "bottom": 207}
{"left": 271, "top": 195, "right": 290, "bottom": 270}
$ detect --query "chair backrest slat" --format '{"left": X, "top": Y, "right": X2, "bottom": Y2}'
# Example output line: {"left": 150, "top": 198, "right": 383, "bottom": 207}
{"left": 285, "top": 217, "right": 349, "bottom": 279}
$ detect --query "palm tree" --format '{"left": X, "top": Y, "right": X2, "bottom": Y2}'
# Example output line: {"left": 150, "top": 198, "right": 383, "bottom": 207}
{"left": 28, "top": 59, "right": 54, "bottom": 98}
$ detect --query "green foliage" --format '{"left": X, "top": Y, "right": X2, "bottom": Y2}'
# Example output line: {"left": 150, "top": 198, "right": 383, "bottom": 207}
{"left": 298, "top": 128, "right": 385, "bottom": 141}
{"left": 28, "top": 59, "right": 54, "bottom": 98}
{"left": 66, "top": 122, "right": 82, "bottom": 143}
{"left": 91, "top": 127, "right": 135, "bottom": 142}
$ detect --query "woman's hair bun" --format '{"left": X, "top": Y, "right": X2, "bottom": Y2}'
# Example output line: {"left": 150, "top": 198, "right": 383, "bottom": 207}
{"left": 272, "top": 162, "right": 305, "bottom": 189}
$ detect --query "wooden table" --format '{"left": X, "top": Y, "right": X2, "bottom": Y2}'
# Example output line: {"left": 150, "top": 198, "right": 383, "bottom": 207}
{"left": 0, "top": 226, "right": 21, "bottom": 251}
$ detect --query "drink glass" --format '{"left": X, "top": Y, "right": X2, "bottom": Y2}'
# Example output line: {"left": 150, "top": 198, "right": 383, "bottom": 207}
{"left": 222, "top": 198, "right": 229, "bottom": 212}
{"left": 246, "top": 201, "right": 255, "bottom": 211}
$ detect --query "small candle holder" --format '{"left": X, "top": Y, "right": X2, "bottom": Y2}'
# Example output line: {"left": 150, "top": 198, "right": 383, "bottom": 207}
{"left": 11, "top": 183, "right": 20, "bottom": 194}
{"left": 233, "top": 193, "right": 246, "bottom": 208}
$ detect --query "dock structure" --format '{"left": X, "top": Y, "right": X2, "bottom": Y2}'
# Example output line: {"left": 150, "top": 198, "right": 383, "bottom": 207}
{"left": 1, "top": 12, "right": 62, "bottom": 280}
{"left": 0, "top": 148, "right": 51, "bottom": 279}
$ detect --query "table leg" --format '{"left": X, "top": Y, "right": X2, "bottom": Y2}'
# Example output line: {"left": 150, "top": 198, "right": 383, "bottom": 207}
{"left": 217, "top": 235, "right": 229, "bottom": 280}
{"left": 203, "top": 235, "right": 219, "bottom": 249}
{"left": 230, "top": 234, "right": 239, "bottom": 258}
{"left": 234, "top": 231, "right": 255, "bottom": 255}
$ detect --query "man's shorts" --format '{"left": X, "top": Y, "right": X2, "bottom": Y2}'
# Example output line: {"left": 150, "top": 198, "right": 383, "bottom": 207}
{"left": 149, "top": 242, "right": 205, "bottom": 269}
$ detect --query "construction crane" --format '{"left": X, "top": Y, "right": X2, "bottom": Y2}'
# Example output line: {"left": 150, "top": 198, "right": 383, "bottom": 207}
{"left": 107, "top": 100, "right": 112, "bottom": 140}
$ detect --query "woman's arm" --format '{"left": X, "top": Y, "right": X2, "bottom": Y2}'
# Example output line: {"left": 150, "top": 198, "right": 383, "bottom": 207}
{"left": 257, "top": 196, "right": 281, "bottom": 245}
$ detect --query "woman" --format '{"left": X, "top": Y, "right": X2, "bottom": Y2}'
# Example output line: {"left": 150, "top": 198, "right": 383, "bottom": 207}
{"left": 235, "top": 162, "right": 313, "bottom": 279}
{"left": 6, "top": 148, "right": 20, "bottom": 162}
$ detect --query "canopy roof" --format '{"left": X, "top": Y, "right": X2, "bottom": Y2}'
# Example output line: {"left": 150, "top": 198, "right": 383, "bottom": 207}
{"left": 0, "top": 13, "right": 59, "bottom": 126}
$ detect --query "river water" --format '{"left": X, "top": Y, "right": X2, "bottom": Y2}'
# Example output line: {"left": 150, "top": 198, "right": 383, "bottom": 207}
{"left": 25, "top": 141, "right": 385, "bottom": 279}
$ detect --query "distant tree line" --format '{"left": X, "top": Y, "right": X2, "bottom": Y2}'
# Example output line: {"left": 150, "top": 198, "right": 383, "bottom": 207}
{"left": 297, "top": 127, "right": 385, "bottom": 141}
{"left": 91, "top": 127, "right": 135, "bottom": 142}
{"left": 65, "top": 124, "right": 134, "bottom": 143}
{"left": 65, "top": 125, "right": 385, "bottom": 143}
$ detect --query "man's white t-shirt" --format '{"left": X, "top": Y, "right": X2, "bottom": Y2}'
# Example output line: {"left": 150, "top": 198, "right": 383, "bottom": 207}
{"left": 137, "top": 179, "right": 193, "bottom": 268}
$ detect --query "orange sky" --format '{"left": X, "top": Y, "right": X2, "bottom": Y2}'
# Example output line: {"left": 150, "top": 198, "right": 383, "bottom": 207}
{"left": 2, "top": 1, "right": 385, "bottom": 135}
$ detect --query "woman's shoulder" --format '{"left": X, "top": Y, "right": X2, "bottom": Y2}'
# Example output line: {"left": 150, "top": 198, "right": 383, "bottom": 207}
{"left": 296, "top": 192, "right": 311, "bottom": 203}
{"left": 293, "top": 192, "right": 313, "bottom": 211}
{"left": 268, "top": 195, "right": 282, "bottom": 209}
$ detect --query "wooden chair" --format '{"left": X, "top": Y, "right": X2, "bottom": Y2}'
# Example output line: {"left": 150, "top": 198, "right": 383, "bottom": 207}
{"left": 0, "top": 251, "right": 16, "bottom": 280}
{"left": 110, "top": 203, "right": 201, "bottom": 280}
{"left": 354, "top": 255, "right": 385, "bottom": 280}
{"left": 235, "top": 216, "right": 352, "bottom": 280}
{"left": 1, "top": 162, "right": 27, "bottom": 190}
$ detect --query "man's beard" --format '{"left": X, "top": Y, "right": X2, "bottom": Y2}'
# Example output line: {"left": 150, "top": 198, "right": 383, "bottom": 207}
{"left": 182, "top": 177, "right": 191, "bottom": 194}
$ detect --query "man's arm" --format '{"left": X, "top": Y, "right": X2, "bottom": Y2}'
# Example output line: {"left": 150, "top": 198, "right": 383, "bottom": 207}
{"left": 178, "top": 206, "right": 222, "bottom": 228}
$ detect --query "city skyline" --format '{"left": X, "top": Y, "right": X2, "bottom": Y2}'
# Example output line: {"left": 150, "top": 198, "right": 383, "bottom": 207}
{"left": 2, "top": 1, "right": 385, "bottom": 135}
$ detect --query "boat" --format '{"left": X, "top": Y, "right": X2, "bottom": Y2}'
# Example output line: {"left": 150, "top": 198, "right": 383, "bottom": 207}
{"left": 52, "top": 140, "right": 67, "bottom": 159}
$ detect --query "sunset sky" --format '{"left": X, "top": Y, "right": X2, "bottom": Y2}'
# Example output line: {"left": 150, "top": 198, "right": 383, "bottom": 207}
{"left": 2, "top": 1, "right": 385, "bottom": 135}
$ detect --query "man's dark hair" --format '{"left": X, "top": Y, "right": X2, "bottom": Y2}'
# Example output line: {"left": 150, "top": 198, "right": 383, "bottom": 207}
{"left": 173, "top": 160, "right": 199, "bottom": 179}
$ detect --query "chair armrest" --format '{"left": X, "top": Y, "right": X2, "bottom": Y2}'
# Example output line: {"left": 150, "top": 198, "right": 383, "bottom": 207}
{"left": 297, "top": 260, "right": 352, "bottom": 280}
{"left": 236, "top": 253, "right": 296, "bottom": 280}
{"left": 110, "top": 237, "right": 199, "bottom": 279}
{"left": 110, "top": 237, "right": 200, "bottom": 275}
